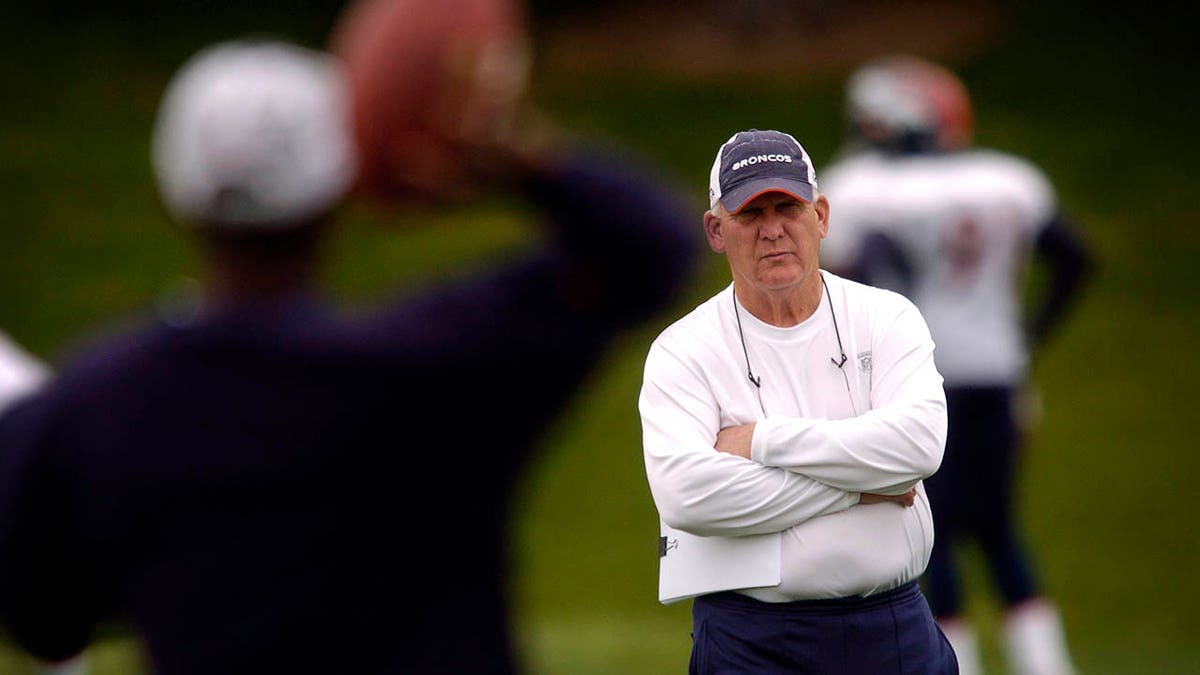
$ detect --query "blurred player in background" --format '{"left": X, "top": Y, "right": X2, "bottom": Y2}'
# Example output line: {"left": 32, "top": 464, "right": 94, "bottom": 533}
{"left": 820, "top": 54, "right": 1094, "bottom": 675}
{"left": 0, "top": 13, "right": 699, "bottom": 675}
{"left": 0, "top": 330, "right": 47, "bottom": 435}
{"left": 0, "top": 332, "right": 89, "bottom": 675}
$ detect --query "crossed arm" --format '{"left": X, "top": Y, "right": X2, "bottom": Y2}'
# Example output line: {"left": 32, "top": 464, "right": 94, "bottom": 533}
{"left": 640, "top": 298, "right": 945, "bottom": 537}
{"left": 713, "top": 423, "right": 915, "bottom": 506}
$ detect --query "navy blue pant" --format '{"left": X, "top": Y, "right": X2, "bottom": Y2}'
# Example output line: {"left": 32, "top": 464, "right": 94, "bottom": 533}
{"left": 921, "top": 386, "right": 1040, "bottom": 617}
{"left": 689, "top": 582, "right": 958, "bottom": 674}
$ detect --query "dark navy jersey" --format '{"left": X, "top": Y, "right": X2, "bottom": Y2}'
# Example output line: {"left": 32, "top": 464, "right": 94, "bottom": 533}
{"left": 0, "top": 148, "right": 701, "bottom": 675}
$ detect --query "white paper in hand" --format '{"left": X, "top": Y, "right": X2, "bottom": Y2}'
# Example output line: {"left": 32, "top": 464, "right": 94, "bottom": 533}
{"left": 657, "top": 523, "right": 781, "bottom": 605}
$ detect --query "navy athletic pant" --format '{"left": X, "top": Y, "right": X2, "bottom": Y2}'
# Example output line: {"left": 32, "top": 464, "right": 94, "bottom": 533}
{"left": 689, "top": 581, "right": 958, "bottom": 674}
{"left": 921, "top": 385, "right": 1040, "bottom": 617}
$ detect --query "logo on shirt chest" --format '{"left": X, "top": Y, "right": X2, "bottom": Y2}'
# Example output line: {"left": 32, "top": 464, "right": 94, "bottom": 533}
{"left": 857, "top": 351, "right": 873, "bottom": 373}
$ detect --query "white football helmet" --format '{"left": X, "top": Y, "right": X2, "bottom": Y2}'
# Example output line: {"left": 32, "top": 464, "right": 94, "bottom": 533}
{"left": 152, "top": 40, "right": 358, "bottom": 230}
{"left": 845, "top": 54, "right": 974, "bottom": 153}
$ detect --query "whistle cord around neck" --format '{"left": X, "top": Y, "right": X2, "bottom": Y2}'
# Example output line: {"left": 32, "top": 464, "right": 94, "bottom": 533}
{"left": 732, "top": 286, "right": 761, "bottom": 389}
{"left": 732, "top": 275, "right": 849, "bottom": 418}
{"left": 731, "top": 286, "right": 766, "bottom": 416}
{"left": 823, "top": 273, "right": 848, "bottom": 369}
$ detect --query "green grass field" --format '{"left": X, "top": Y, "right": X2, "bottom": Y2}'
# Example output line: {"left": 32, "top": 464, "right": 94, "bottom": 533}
{"left": 1, "top": 1, "right": 1197, "bottom": 673}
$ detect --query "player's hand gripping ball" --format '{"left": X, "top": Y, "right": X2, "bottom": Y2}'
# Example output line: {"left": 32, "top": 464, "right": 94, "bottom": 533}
{"left": 329, "top": 0, "right": 532, "bottom": 202}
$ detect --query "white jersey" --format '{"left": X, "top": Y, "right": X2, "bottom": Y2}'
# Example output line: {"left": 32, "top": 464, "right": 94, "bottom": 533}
{"left": 0, "top": 330, "right": 49, "bottom": 415}
{"left": 821, "top": 148, "right": 1057, "bottom": 385}
{"left": 639, "top": 273, "right": 946, "bottom": 602}
{"left": 819, "top": 149, "right": 893, "bottom": 272}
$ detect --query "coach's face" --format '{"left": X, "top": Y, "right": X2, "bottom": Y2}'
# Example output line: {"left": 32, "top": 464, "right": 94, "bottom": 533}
{"left": 704, "top": 190, "right": 829, "bottom": 295}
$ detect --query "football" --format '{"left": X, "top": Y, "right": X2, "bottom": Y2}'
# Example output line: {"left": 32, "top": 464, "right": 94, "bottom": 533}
{"left": 329, "top": 0, "right": 531, "bottom": 201}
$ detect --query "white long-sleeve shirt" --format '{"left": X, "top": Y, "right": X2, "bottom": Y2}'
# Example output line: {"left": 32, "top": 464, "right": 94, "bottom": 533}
{"left": 639, "top": 272, "right": 946, "bottom": 602}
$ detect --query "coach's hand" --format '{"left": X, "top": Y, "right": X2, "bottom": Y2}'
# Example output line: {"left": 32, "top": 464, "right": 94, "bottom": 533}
{"left": 713, "top": 423, "right": 755, "bottom": 459}
{"left": 860, "top": 489, "right": 917, "bottom": 507}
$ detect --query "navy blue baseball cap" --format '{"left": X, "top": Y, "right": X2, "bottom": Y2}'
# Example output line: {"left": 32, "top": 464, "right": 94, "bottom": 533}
{"left": 708, "top": 129, "right": 818, "bottom": 214}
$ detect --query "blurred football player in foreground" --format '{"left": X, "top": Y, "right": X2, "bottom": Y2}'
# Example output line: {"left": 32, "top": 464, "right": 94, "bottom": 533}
{"left": 0, "top": 14, "right": 699, "bottom": 674}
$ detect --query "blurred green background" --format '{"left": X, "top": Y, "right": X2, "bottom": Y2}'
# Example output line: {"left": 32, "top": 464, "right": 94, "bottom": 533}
{"left": 1, "top": 0, "right": 1196, "bottom": 673}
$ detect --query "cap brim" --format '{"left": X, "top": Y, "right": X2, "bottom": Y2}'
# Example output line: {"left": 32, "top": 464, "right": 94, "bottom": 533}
{"left": 720, "top": 178, "right": 814, "bottom": 214}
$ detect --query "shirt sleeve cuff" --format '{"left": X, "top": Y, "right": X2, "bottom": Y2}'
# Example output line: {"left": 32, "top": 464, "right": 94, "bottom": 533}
{"left": 750, "top": 417, "right": 787, "bottom": 465}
